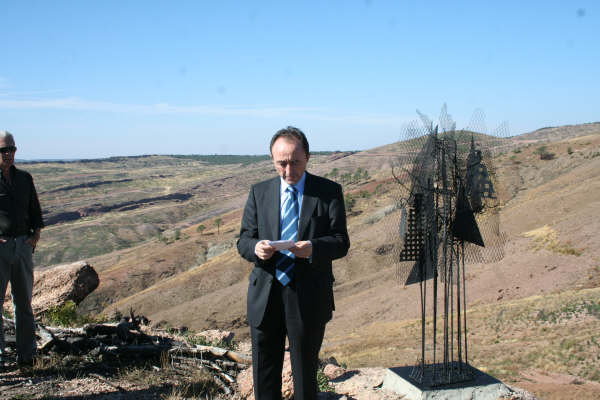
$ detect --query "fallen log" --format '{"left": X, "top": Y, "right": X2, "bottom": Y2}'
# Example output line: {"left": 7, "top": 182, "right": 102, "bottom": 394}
{"left": 173, "top": 344, "right": 251, "bottom": 365}
{"left": 37, "top": 324, "right": 55, "bottom": 351}
{"left": 5, "top": 315, "right": 248, "bottom": 398}
{"left": 45, "top": 326, "right": 86, "bottom": 336}
{"left": 3, "top": 317, "right": 15, "bottom": 329}
{"left": 171, "top": 355, "right": 246, "bottom": 371}
{"left": 212, "top": 374, "right": 233, "bottom": 395}
{"left": 101, "top": 344, "right": 172, "bottom": 356}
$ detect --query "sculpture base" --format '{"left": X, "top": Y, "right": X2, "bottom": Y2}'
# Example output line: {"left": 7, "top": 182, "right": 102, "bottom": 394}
{"left": 410, "top": 361, "right": 475, "bottom": 387}
{"left": 382, "top": 365, "right": 512, "bottom": 400}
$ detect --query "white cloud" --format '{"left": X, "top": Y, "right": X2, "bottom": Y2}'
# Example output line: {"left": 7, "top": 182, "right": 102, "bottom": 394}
{"left": 0, "top": 96, "right": 314, "bottom": 117}
{"left": 0, "top": 96, "right": 412, "bottom": 126}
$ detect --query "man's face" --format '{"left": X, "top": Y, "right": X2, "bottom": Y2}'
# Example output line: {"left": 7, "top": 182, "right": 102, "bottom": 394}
{"left": 0, "top": 137, "right": 16, "bottom": 170}
{"left": 271, "top": 137, "right": 309, "bottom": 185}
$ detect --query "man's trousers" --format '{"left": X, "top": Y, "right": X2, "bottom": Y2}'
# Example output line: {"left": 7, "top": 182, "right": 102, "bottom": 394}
{"left": 0, "top": 235, "right": 36, "bottom": 363}
{"left": 250, "top": 281, "right": 326, "bottom": 400}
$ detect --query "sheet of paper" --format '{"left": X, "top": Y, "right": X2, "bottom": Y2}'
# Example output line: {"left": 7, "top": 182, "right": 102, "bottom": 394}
{"left": 268, "top": 240, "right": 295, "bottom": 251}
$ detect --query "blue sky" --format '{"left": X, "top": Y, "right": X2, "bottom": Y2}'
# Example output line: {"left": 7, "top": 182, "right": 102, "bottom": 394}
{"left": 1, "top": 1, "right": 598, "bottom": 159}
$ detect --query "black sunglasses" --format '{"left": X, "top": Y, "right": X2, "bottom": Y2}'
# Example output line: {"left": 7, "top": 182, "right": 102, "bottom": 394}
{"left": 0, "top": 146, "right": 17, "bottom": 154}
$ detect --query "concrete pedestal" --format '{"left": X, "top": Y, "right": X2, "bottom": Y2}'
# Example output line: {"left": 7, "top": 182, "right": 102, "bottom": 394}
{"left": 382, "top": 365, "right": 512, "bottom": 400}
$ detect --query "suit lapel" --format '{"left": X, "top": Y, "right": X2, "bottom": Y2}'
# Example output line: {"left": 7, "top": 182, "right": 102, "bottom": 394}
{"left": 266, "top": 177, "right": 281, "bottom": 240}
{"left": 298, "top": 173, "right": 317, "bottom": 240}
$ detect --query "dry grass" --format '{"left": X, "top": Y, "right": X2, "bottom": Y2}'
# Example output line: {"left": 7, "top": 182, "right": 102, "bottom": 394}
{"left": 471, "top": 288, "right": 600, "bottom": 382}
{"left": 118, "top": 364, "right": 224, "bottom": 399}
{"left": 323, "top": 288, "right": 600, "bottom": 384}
{"left": 4, "top": 339, "right": 234, "bottom": 399}
{"left": 523, "top": 225, "right": 583, "bottom": 256}
{"left": 160, "top": 369, "right": 229, "bottom": 400}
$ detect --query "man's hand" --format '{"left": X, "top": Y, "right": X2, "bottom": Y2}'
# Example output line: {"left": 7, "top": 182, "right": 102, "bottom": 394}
{"left": 290, "top": 240, "right": 312, "bottom": 259}
{"left": 255, "top": 240, "right": 276, "bottom": 261}
{"left": 25, "top": 229, "right": 41, "bottom": 252}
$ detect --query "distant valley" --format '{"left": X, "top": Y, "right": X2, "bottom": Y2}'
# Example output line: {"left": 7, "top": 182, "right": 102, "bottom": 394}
{"left": 16, "top": 122, "right": 600, "bottom": 399}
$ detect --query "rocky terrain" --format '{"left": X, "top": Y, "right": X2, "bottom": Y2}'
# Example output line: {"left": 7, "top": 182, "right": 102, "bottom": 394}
{"left": 1, "top": 313, "right": 541, "bottom": 400}
{"left": 1, "top": 121, "right": 599, "bottom": 399}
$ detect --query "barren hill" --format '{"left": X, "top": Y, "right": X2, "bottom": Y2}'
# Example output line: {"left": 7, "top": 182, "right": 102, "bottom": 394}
{"left": 13, "top": 122, "right": 600, "bottom": 399}
{"left": 515, "top": 121, "right": 600, "bottom": 143}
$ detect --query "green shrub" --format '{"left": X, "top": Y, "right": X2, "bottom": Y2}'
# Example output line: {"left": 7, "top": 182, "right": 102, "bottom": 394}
{"left": 535, "top": 145, "right": 547, "bottom": 155}
{"left": 317, "top": 368, "right": 334, "bottom": 392}
{"left": 535, "top": 145, "right": 555, "bottom": 160}
{"left": 344, "top": 194, "right": 356, "bottom": 212}
{"left": 44, "top": 300, "right": 104, "bottom": 327}
{"left": 329, "top": 168, "right": 339, "bottom": 181}
{"left": 47, "top": 300, "right": 78, "bottom": 326}
{"left": 45, "top": 301, "right": 82, "bottom": 327}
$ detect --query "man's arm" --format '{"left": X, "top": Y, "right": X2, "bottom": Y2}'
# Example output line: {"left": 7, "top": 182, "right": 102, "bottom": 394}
{"left": 237, "top": 186, "right": 260, "bottom": 263}
{"left": 25, "top": 173, "right": 44, "bottom": 251}
{"left": 25, "top": 228, "right": 41, "bottom": 250}
{"left": 237, "top": 185, "right": 276, "bottom": 263}
{"left": 307, "top": 182, "right": 350, "bottom": 262}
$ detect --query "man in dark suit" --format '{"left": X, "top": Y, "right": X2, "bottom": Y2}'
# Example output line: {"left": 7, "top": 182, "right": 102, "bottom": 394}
{"left": 237, "top": 126, "right": 350, "bottom": 400}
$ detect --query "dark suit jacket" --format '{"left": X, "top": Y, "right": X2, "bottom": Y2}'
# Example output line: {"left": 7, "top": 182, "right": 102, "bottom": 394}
{"left": 237, "top": 172, "right": 350, "bottom": 327}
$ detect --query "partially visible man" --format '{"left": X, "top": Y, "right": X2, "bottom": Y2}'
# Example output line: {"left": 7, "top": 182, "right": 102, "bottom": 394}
{"left": 0, "top": 130, "right": 44, "bottom": 367}
{"left": 237, "top": 127, "right": 350, "bottom": 400}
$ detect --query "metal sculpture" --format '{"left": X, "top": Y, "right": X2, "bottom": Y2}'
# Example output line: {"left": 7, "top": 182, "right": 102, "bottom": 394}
{"left": 390, "top": 105, "right": 508, "bottom": 387}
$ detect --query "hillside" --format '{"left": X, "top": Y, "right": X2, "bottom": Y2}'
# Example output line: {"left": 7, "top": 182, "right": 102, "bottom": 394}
{"left": 28, "top": 155, "right": 273, "bottom": 266}
{"left": 12, "top": 122, "right": 600, "bottom": 399}
{"left": 30, "top": 153, "right": 354, "bottom": 267}
{"left": 515, "top": 121, "right": 600, "bottom": 143}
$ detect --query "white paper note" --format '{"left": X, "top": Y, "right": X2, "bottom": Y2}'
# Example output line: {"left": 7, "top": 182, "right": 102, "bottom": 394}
{"left": 268, "top": 240, "right": 295, "bottom": 251}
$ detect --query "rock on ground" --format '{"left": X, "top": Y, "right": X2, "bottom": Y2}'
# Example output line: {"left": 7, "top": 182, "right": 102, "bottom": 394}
{"left": 196, "top": 329, "right": 235, "bottom": 345}
{"left": 4, "top": 260, "right": 99, "bottom": 314}
{"left": 237, "top": 351, "right": 294, "bottom": 400}
{"left": 237, "top": 359, "right": 540, "bottom": 400}
{"left": 236, "top": 355, "right": 398, "bottom": 400}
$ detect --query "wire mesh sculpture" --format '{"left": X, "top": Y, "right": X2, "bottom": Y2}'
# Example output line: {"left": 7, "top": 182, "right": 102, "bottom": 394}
{"left": 389, "top": 105, "right": 509, "bottom": 387}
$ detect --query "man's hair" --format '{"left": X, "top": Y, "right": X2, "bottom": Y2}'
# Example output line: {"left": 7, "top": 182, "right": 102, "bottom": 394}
{"left": 269, "top": 126, "right": 309, "bottom": 157}
{"left": 0, "top": 131, "right": 15, "bottom": 145}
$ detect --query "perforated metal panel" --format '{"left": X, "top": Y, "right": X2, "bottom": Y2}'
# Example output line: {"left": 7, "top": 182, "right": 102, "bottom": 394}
{"left": 398, "top": 196, "right": 425, "bottom": 262}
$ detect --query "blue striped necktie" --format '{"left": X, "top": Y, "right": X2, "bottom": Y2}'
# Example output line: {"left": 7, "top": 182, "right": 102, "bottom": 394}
{"left": 276, "top": 186, "right": 298, "bottom": 286}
